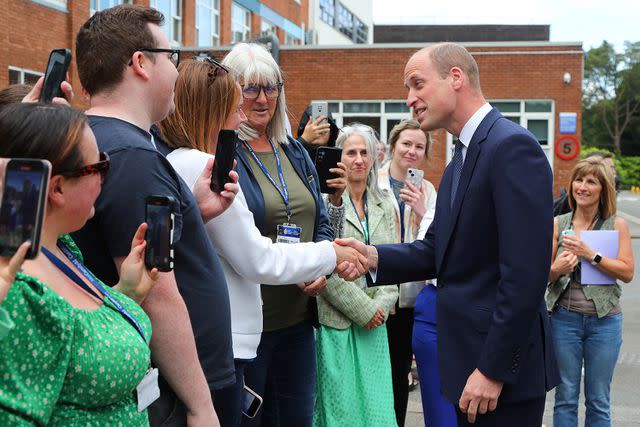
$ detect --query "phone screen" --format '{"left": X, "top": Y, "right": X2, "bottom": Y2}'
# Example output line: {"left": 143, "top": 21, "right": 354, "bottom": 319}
{"left": 41, "top": 50, "right": 70, "bottom": 103}
{"left": 0, "top": 162, "right": 48, "bottom": 258}
{"left": 211, "top": 129, "right": 236, "bottom": 193}
{"left": 145, "top": 202, "right": 172, "bottom": 271}
{"left": 242, "top": 386, "right": 263, "bottom": 418}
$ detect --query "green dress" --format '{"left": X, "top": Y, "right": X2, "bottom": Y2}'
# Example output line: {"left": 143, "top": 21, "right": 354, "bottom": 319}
{"left": 0, "top": 235, "right": 152, "bottom": 426}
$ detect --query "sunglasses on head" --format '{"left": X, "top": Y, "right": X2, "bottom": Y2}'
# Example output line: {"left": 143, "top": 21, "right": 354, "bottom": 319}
{"left": 193, "top": 56, "right": 229, "bottom": 82}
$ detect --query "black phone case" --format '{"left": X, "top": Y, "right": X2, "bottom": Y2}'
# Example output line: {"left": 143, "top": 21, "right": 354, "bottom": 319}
{"left": 314, "top": 147, "right": 342, "bottom": 194}
{"left": 144, "top": 196, "right": 175, "bottom": 272}
{"left": 211, "top": 129, "right": 236, "bottom": 192}
{"left": 0, "top": 159, "right": 51, "bottom": 259}
{"left": 40, "top": 48, "right": 72, "bottom": 103}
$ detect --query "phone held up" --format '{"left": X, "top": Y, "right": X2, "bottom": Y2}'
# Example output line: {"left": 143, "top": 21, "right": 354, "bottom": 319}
{"left": 0, "top": 159, "right": 51, "bottom": 259}
{"left": 405, "top": 168, "right": 424, "bottom": 189}
{"left": 315, "top": 146, "right": 342, "bottom": 194}
{"left": 144, "top": 196, "right": 175, "bottom": 272}
{"left": 311, "top": 101, "right": 329, "bottom": 124}
{"left": 242, "top": 384, "right": 263, "bottom": 419}
{"left": 40, "top": 49, "right": 72, "bottom": 103}
{"left": 211, "top": 129, "right": 236, "bottom": 193}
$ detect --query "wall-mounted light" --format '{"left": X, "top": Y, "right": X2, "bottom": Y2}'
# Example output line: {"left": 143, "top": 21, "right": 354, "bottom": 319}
{"left": 563, "top": 72, "right": 571, "bottom": 84}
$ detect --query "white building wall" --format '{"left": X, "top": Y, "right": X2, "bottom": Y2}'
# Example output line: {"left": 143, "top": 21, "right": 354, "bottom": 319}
{"left": 308, "top": 0, "right": 373, "bottom": 45}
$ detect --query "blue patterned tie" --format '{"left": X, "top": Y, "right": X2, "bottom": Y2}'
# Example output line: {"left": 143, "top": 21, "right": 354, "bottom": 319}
{"left": 450, "top": 139, "right": 464, "bottom": 207}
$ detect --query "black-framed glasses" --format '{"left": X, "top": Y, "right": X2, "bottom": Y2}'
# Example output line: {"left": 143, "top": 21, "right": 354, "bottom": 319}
{"left": 193, "top": 56, "right": 229, "bottom": 82}
{"left": 241, "top": 83, "right": 283, "bottom": 100}
{"left": 129, "top": 48, "right": 180, "bottom": 68}
{"left": 60, "top": 152, "right": 110, "bottom": 184}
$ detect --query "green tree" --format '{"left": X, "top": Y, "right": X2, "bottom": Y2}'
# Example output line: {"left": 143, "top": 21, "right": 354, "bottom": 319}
{"left": 583, "top": 41, "right": 640, "bottom": 155}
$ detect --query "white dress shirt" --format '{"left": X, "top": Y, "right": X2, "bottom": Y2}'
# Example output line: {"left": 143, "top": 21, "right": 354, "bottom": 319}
{"left": 456, "top": 102, "right": 492, "bottom": 162}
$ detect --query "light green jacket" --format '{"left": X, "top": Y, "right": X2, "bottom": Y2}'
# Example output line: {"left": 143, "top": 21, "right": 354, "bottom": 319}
{"left": 318, "top": 191, "right": 399, "bottom": 329}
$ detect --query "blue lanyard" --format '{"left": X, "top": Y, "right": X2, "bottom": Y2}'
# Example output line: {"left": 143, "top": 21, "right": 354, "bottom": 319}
{"left": 389, "top": 177, "right": 406, "bottom": 243}
{"left": 349, "top": 192, "right": 370, "bottom": 245}
{"left": 242, "top": 140, "right": 292, "bottom": 222}
{"left": 41, "top": 242, "right": 148, "bottom": 344}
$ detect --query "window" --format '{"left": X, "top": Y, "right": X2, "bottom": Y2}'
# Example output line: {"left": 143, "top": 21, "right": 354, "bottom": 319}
{"left": 319, "top": 0, "right": 335, "bottom": 26}
{"left": 196, "top": 0, "right": 220, "bottom": 47}
{"left": 320, "top": 100, "right": 412, "bottom": 142}
{"left": 446, "top": 100, "right": 555, "bottom": 167}
{"left": 284, "top": 33, "right": 300, "bottom": 46}
{"left": 150, "top": 0, "right": 182, "bottom": 46}
{"left": 336, "top": 3, "right": 353, "bottom": 40}
{"left": 354, "top": 19, "right": 368, "bottom": 44}
{"left": 33, "top": 0, "right": 67, "bottom": 11}
{"left": 90, "top": 0, "right": 130, "bottom": 15}
{"left": 232, "top": 3, "right": 251, "bottom": 43}
{"left": 260, "top": 18, "right": 277, "bottom": 37}
{"left": 8, "top": 67, "right": 43, "bottom": 85}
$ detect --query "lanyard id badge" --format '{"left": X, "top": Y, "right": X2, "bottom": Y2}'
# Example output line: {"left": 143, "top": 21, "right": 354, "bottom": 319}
{"left": 276, "top": 223, "right": 302, "bottom": 244}
{"left": 136, "top": 367, "right": 160, "bottom": 412}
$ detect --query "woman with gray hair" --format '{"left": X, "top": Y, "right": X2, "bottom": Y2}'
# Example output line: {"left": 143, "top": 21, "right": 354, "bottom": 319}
{"left": 222, "top": 43, "right": 335, "bottom": 426}
{"left": 315, "top": 123, "right": 398, "bottom": 426}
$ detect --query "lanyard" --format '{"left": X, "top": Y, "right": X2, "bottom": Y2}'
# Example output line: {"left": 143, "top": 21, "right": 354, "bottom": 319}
{"left": 389, "top": 177, "right": 406, "bottom": 243}
{"left": 242, "top": 140, "right": 292, "bottom": 222}
{"left": 41, "top": 242, "right": 148, "bottom": 344}
{"left": 349, "top": 192, "right": 370, "bottom": 245}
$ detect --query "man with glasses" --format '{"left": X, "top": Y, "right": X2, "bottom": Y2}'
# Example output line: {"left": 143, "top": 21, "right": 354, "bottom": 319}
{"left": 73, "top": 5, "right": 237, "bottom": 426}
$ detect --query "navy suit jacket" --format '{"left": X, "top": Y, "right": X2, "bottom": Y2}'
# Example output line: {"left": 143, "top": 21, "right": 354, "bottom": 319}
{"left": 376, "top": 108, "right": 560, "bottom": 404}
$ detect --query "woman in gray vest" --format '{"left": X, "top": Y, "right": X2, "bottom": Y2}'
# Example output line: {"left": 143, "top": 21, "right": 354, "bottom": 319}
{"left": 547, "top": 156, "right": 634, "bottom": 427}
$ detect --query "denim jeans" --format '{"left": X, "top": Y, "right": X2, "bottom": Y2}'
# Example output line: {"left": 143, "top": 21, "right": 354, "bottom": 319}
{"left": 241, "top": 321, "right": 316, "bottom": 427}
{"left": 213, "top": 359, "right": 252, "bottom": 427}
{"left": 550, "top": 306, "right": 622, "bottom": 427}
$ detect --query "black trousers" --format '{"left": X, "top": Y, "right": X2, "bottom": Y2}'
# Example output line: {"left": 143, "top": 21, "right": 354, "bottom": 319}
{"left": 386, "top": 306, "right": 415, "bottom": 427}
{"left": 455, "top": 396, "right": 546, "bottom": 427}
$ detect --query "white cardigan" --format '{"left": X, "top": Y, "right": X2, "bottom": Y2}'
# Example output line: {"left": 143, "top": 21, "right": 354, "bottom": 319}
{"left": 167, "top": 148, "right": 336, "bottom": 359}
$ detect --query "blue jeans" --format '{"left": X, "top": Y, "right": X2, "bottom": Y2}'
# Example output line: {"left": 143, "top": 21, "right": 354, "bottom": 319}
{"left": 241, "top": 321, "right": 316, "bottom": 427}
{"left": 550, "top": 307, "right": 622, "bottom": 427}
{"left": 213, "top": 359, "right": 252, "bottom": 427}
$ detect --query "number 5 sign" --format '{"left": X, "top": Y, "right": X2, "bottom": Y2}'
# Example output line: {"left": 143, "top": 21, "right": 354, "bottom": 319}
{"left": 555, "top": 136, "right": 580, "bottom": 161}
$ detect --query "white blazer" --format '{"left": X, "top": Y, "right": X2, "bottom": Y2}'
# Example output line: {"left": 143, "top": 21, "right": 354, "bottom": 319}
{"left": 167, "top": 148, "right": 336, "bottom": 359}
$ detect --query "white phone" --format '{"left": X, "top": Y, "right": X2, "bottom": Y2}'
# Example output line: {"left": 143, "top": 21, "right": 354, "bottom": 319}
{"left": 405, "top": 168, "right": 424, "bottom": 188}
{"left": 311, "top": 101, "right": 328, "bottom": 124}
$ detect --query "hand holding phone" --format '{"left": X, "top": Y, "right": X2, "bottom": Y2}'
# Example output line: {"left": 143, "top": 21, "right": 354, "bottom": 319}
{"left": 144, "top": 196, "right": 175, "bottom": 272}
{"left": 0, "top": 159, "right": 51, "bottom": 259}
{"left": 315, "top": 147, "right": 342, "bottom": 194}
{"left": 40, "top": 49, "right": 72, "bottom": 103}
{"left": 405, "top": 168, "right": 424, "bottom": 189}
{"left": 311, "top": 101, "right": 329, "bottom": 124}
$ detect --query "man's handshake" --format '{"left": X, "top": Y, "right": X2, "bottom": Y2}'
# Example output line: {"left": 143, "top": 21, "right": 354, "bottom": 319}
{"left": 331, "top": 238, "right": 379, "bottom": 281}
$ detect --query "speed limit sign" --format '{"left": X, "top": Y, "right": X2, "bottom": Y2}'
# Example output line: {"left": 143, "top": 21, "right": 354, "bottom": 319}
{"left": 555, "top": 136, "right": 580, "bottom": 161}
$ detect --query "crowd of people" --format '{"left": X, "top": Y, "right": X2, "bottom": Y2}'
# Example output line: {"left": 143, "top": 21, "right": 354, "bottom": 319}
{"left": 0, "top": 4, "right": 634, "bottom": 427}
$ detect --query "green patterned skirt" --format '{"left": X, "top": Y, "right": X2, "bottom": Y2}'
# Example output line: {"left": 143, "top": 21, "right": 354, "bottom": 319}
{"left": 314, "top": 324, "right": 397, "bottom": 427}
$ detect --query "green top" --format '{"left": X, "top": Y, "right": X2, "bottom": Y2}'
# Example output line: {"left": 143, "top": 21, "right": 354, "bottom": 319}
{"left": 0, "top": 235, "right": 152, "bottom": 426}
{"left": 245, "top": 148, "right": 316, "bottom": 331}
{"left": 546, "top": 212, "right": 621, "bottom": 318}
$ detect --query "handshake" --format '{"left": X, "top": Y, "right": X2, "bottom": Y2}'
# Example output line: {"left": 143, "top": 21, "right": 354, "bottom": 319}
{"left": 330, "top": 238, "right": 379, "bottom": 281}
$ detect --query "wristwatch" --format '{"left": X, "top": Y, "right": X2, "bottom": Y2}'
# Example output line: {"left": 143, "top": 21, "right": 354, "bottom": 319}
{"left": 591, "top": 252, "right": 603, "bottom": 266}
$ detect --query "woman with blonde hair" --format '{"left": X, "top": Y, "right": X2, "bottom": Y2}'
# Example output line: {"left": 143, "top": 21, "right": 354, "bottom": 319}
{"left": 547, "top": 156, "right": 634, "bottom": 426}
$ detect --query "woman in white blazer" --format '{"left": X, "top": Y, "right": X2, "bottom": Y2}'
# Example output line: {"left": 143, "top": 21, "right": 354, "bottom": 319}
{"left": 156, "top": 58, "right": 363, "bottom": 426}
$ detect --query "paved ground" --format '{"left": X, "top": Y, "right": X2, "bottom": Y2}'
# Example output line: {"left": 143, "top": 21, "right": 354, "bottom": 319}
{"left": 405, "top": 191, "right": 640, "bottom": 426}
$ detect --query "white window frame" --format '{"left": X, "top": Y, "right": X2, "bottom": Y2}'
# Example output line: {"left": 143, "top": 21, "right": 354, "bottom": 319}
{"left": 231, "top": 2, "right": 251, "bottom": 43}
{"left": 8, "top": 66, "right": 43, "bottom": 85}
{"left": 284, "top": 33, "right": 300, "bottom": 46}
{"left": 444, "top": 99, "right": 555, "bottom": 168}
{"left": 195, "top": 0, "right": 220, "bottom": 47}
{"left": 260, "top": 18, "right": 277, "bottom": 37}
{"left": 90, "top": 0, "right": 130, "bottom": 15}
{"left": 150, "top": 0, "right": 182, "bottom": 46}
{"left": 323, "top": 100, "right": 412, "bottom": 143}
{"left": 32, "top": 0, "right": 67, "bottom": 11}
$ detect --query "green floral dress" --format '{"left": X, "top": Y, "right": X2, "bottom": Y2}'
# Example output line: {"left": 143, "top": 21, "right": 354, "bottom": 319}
{"left": 0, "top": 235, "right": 152, "bottom": 426}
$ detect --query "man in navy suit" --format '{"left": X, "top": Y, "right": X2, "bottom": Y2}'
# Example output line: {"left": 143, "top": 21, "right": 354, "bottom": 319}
{"left": 340, "top": 43, "right": 560, "bottom": 425}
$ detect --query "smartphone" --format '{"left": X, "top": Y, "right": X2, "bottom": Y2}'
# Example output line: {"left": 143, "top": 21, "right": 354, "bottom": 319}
{"left": 144, "top": 196, "right": 175, "bottom": 272}
{"left": 315, "top": 146, "right": 342, "bottom": 194}
{"left": 311, "top": 101, "right": 329, "bottom": 124}
{"left": 406, "top": 168, "right": 424, "bottom": 188}
{"left": 0, "top": 159, "right": 51, "bottom": 259}
{"left": 40, "top": 48, "right": 72, "bottom": 103}
{"left": 211, "top": 129, "right": 236, "bottom": 193}
{"left": 562, "top": 229, "right": 575, "bottom": 237}
{"left": 242, "top": 384, "right": 263, "bottom": 419}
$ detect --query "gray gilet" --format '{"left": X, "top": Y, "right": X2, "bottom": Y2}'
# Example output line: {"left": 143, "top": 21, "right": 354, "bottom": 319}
{"left": 546, "top": 212, "right": 621, "bottom": 318}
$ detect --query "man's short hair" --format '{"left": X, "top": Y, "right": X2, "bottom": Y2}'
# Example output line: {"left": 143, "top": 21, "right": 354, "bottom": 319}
{"left": 428, "top": 43, "right": 481, "bottom": 90}
{"left": 76, "top": 4, "right": 164, "bottom": 95}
